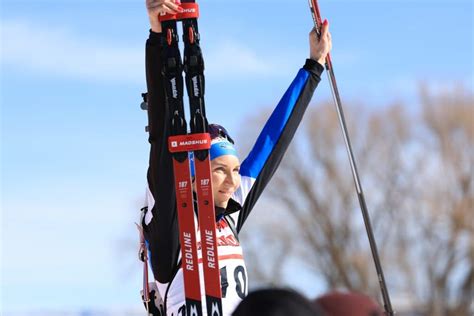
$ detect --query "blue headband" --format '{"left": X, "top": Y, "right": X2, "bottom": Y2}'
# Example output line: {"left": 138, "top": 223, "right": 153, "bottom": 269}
{"left": 210, "top": 139, "right": 238, "bottom": 160}
{"left": 189, "top": 139, "right": 238, "bottom": 177}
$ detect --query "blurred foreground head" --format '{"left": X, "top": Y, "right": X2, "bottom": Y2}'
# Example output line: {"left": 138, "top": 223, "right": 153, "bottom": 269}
{"left": 232, "top": 288, "right": 324, "bottom": 316}
{"left": 314, "top": 291, "right": 384, "bottom": 316}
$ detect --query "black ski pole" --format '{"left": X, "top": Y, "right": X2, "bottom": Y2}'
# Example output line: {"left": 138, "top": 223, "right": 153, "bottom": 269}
{"left": 308, "top": 1, "right": 395, "bottom": 315}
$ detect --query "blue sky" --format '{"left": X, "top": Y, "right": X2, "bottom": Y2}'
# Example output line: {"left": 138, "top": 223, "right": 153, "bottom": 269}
{"left": 1, "top": 0, "right": 472, "bottom": 313}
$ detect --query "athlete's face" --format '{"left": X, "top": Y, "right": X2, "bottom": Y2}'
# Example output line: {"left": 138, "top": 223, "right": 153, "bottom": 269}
{"left": 210, "top": 155, "right": 241, "bottom": 208}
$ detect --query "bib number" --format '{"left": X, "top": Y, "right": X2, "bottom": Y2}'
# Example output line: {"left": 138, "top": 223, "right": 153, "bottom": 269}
{"left": 220, "top": 265, "right": 247, "bottom": 299}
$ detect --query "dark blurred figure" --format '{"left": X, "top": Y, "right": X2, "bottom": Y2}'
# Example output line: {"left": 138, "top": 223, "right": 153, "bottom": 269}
{"left": 314, "top": 291, "right": 384, "bottom": 316}
{"left": 232, "top": 288, "right": 324, "bottom": 316}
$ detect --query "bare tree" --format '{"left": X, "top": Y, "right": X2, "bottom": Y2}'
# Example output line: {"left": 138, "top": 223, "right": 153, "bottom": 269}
{"left": 409, "top": 85, "right": 473, "bottom": 316}
{"left": 239, "top": 86, "right": 473, "bottom": 315}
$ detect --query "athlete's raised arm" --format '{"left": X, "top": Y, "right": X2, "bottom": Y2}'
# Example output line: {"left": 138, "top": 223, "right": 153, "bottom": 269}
{"left": 235, "top": 21, "right": 332, "bottom": 231}
{"left": 142, "top": 0, "right": 183, "bottom": 283}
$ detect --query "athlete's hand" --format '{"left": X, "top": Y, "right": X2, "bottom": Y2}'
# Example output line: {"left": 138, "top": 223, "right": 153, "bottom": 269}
{"left": 146, "top": 0, "right": 183, "bottom": 33}
{"left": 309, "top": 19, "right": 332, "bottom": 66}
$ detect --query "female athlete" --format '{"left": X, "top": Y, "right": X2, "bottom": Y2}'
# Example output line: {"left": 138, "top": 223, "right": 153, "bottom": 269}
{"left": 141, "top": 0, "right": 332, "bottom": 315}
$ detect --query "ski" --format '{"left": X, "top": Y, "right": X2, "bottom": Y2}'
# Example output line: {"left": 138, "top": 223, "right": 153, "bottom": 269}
{"left": 160, "top": 1, "right": 223, "bottom": 315}
{"left": 308, "top": 1, "right": 395, "bottom": 315}
{"left": 160, "top": 15, "right": 203, "bottom": 315}
{"left": 181, "top": 4, "right": 224, "bottom": 315}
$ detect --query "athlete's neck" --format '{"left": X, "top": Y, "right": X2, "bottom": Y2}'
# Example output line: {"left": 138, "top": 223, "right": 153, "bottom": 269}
{"left": 215, "top": 200, "right": 228, "bottom": 209}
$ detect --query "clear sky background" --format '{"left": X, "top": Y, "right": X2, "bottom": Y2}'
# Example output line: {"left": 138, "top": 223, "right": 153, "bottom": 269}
{"left": 1, "top": 0, "right": 472, "bottom": 314}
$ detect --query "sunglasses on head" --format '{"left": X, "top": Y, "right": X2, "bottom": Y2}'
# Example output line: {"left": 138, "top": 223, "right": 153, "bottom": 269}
{"left": 208, "top": 124, "right": 234, "bottom": 144}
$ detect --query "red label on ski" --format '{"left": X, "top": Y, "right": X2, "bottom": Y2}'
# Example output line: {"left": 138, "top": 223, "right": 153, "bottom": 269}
{"left": 158, "top": 3, "right": 199, "bottom": 22}
{"left": 169, "top": 133, "right": 211, "bottom": 153}
{"left": 177, "top": 3, "right": 199, "bottom": 20}
{"left": 172, "top": 158, "right": 202, "bottom": 302}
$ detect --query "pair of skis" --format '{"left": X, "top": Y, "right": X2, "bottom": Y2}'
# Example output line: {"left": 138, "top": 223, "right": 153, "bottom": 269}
{"left": 308, "top": 0, "right": 395, "bottom": 315}
{"left": 159, "top": 1, "right": 222, "bottom": 316}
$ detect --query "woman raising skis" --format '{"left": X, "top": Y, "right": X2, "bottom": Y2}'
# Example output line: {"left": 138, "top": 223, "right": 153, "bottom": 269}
{"left": 141, "top": 0, "right": 332, "bottom": 315}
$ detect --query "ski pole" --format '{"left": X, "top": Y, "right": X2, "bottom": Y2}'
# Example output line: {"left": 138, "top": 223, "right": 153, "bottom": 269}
{"left": 308, "top": 1, "right": 395, "bottom": 315}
